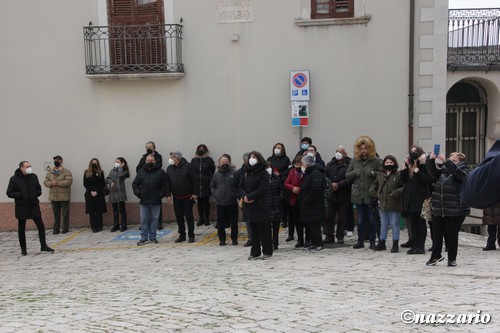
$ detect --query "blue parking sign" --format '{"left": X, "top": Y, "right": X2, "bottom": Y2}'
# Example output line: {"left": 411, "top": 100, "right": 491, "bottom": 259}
{"left": 302, "top": 90, "right": 308, "bottom": 96}
{"left": 292, "top": 90, "right": 298, "bottom": 96}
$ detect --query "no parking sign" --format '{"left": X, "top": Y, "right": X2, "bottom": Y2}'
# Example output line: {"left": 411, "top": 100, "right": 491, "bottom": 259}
{"left": 290, "top": 70, "right": 310, "bottom": 101}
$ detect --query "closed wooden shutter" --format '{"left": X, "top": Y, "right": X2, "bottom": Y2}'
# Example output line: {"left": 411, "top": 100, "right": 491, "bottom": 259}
{"left": 311, "top": 0, "right": 354, "bottom": 19}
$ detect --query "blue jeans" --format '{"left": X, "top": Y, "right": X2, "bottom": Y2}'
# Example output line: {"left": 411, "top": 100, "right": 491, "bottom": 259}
{"left": 140, "top": 204, "right": 160, "bottom": 241}
{"left": 356, "top": 204, "right": 376, "bottom": 243}
{"left": 378, "top": 209, "right": 400, "bottom": 241}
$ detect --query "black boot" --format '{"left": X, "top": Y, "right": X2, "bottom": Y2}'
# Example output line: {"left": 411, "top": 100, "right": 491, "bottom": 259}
{"left": 400, "top": 240, "right": 413, "bottom": 248}
{"left": 374, "top": 240, "right": 386, "bottom": 251}
{"left": 391, "top": 240, "right": 399, "bottom": 253}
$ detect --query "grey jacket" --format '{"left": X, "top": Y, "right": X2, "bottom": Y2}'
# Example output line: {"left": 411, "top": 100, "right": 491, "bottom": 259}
{"left": 106, "top": 167, "right": 130, "bottom": 203}
{"left": 210, "top": 166, "right": 237, "bottom": 206}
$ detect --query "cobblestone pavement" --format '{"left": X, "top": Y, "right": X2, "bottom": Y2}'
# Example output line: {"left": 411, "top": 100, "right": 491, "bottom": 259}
{"left": 0, "top": 222, "right": 498, "bottom": 333}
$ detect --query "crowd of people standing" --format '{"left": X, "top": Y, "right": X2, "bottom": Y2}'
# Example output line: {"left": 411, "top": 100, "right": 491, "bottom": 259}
{"left": 6, "top": 137, "right": 500, "bottom": 265}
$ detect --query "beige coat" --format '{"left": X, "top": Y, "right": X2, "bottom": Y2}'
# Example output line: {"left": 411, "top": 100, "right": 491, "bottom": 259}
{"left": 44, "top": 167, "right": 73, "bottom": 201}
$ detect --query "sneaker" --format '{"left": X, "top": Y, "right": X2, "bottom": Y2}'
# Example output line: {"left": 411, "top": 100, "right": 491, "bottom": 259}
{"left": 447, "top": 260, "right": 457, "bottom": 267}
{"left": 353, "top": 242, "right": 364, "bottom": 249}
{"left": 244, "top": 240, "right": 252, "bottom": 247}
{"left": 188, "top": 236, "right": 195, "bottom": 243}
{"left": 346, "top": 231, "right": 353, "bottom": 237}
{"left": 137, "top": 240, "right": 148, "bottom": 246}
{"left": 309, "top": 245, "right": 325, "bottom": 252}
{"left": 262, "top": 254, "right": 273, "bottom": 260}
{"left": 232, "top": 239, "right": 238, "bottom": 246}
{"left": 150, "top": 239, "right": 159, "bottom": 244}
{"left": 174, "top": 236, "right": 186, "bottom": 243}
{"left": 41, "top": 246, "right": 55, "bottom": 253}
{"left": 483, "top": 245, "right": 496, "bottom": 251}
{"left": 248, "top": 255, "right": 260, "bottom": 260}
{"left": 426, "top": 256, "right": 444, "bottom": 266}
{"left": 401, "top": 240, "right": 413, "bottom": 248}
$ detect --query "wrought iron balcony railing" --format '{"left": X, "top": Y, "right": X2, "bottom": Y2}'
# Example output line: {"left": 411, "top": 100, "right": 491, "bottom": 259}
{"left": 448, "top": 8, "right": 500, "bottom": 71}
{"left": 83, "top": 24, "right": 183, "bottom": 79}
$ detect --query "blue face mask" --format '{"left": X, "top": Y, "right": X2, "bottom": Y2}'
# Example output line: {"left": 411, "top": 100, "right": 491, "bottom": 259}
{"left": 301, "top": 143, "right": 309, "bottom": 150}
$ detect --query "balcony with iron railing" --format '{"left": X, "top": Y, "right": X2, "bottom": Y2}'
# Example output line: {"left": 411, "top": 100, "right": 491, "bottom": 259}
{"left": 83, "top": 23, "right": 184, "bottom": 80}
{"left": 448, "top": 8, "right": 500, "bottom": 71}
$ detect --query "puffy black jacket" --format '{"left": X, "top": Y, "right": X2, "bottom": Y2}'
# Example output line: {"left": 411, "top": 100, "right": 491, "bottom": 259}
{"left": 325, "top": 157, "right": 351, "bottom": 202}
{"left": 266, "top": 155, "right": 291, "bottom": 178}
{"left": 166, "top": 158, "right": 197, "bottom": 198}
{"left": 428, "top": 160, "right": 470, "bottom": 217}
{"left": 132, "top": 165, "right": 166, "bottom": 205}
{"left": 300, "top": 164, "right": 326, "bottom": 224}
{"left": 136, "top": 151, "right": 163, "bottom": 173}
{"left": 191, "top": 156, "right": 215, "bottom": 198}
{"left": 266, "top": 173, "right": 284, "bottom": 222}
{"left": 6, "top": 169, "right": 42, "bottom": 219}
{"left": 238, "top": 162, "right": 270, "bottom": 224}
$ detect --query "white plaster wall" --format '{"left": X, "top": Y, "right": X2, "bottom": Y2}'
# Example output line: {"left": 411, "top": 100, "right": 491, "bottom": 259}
{"left": 0, "top": 0, "right": 420, "bottom": 202}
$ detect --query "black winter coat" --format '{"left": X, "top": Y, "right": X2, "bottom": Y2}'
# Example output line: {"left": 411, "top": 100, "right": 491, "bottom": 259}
{"left": 136, "top": 151, "right": 163, "bottom": 173}
{"left": 428, "top": 160, "right": 470, "bottom": 217}
{"left": 238, "top": 162, "right": 270, "bottom": 224}
{"left": 300, "top": 164, "right": 326, "bottom": 224}
{"left": 84, "top": 171, "right": 107, "bottom": 214}
{"left": 325, "top": 157, "right": 351, "bottom": 202}
{"left": 266, "top": 155, "right": 291, "bottom": 178}
{"left": 6, "top": 169, "right": 43, "bottom": 219}
{"left": 132, "top": 165, "right": 166, "bottom": 205}
{"left": 266, "top": 173, "right": 284, "bottom": 222}
{"left": 191, "top": 156, "right": 215, "bottom": 198}
{"left": 210, "top": 166, "right": 238, "bottom": 206}
{"left": 401, "top": 163, "right": 435, "bottom": 215}
{"left": 166, "top": 158, "right": 198, "bottom": 198}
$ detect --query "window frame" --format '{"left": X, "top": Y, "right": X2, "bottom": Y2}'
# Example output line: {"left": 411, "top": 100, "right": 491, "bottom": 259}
{"left": 311, "top": 0, "right": 354, "bottom": 19}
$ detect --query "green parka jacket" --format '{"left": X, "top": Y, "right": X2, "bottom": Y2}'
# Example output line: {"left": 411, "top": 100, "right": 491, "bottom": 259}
{"left": 346, "top": 157, "right": 382, "bottom": 205}
{"left": 369, "top": 170, "right": 404, "bottom": 212}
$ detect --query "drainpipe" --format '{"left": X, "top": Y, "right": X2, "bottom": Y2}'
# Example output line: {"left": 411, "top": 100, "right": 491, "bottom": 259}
{"left": 408, "top": 0, "right": 415, "bottom": 147}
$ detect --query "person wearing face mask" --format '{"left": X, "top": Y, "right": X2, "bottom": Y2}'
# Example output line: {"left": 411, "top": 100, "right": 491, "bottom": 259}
{"left": 7, "top": 161, "right": 55, "bottom": 256}
{"left": 44, "top": 155, "right": 73, "bottom": 235}
{"left": 324, "top": 146, "right": 352, "bottom": 245}
{"left": 234, "top": 152, "right": 253, "bottom": 247}
{"left": 136, "top": 141, "right": 164, "bottom": 230}
{"left": 346, "top": 136, "right": 382, "bottom": 249}
{"left": 284, "top": 156, "right": 305, "bottom": 245}
{"left": 191, "top": 144, "right": 215, "bottom": 227}
{"left": 425, "top": 152, "right": 470, "bottom": 267}
{"left": 211, "top": 154, "right": 239, "bottom": 246}
{"left": 132, "top": 154, "right": 166, "bottom": 245}
{"left": 400, "top": 145, "right": 435, "bottom": 255}
{"left": 238, "top": 151, "right": 271, "bottom": 259}
{"left": 304, "top": 145, "right": 325, "bottom": 168}
{"left": 106, "top": 157, "right": 130, "bottom": 232}
{"left": 267, "top": 143, "right": 290, "bottom": 229}
{"left": 300, "top": 155, "right": 326, "bottom": 251}
{"left": 264, "top": 162, "right": 284, "bottom": 250}
{"left": 369, "top": 155, "right": 404, "bottom": 252}
{"left": 295, "top": 137, "right": 324, "bottom": 161}
{"left": 84, "top": 158, "right": 107, "bottom": 233}
{"left": 166, "top": 151, "right": 199, "bottom": 244}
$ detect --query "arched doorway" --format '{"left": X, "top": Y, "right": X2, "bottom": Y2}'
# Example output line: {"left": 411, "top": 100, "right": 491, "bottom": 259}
{"left": 446, "top": 81, "right": 487, "bottom": 167}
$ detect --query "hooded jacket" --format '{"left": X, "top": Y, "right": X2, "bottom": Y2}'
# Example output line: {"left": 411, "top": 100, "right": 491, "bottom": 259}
{"left": 6, "top": 169, "right": 42, "bottom": 219}
{"left": 132, "top": 164, "right": 166, "bottom": 205}
{"left": 238, "top": 162, "right": 270, "bottom": 224}
{"left": 300, "top": 164, "right": 326, "bottom": 224}
{"left": 370, "top": 170, "right": 404, "bottom": 212}
{"left": 461, "top": 139, "right": 500, "bottom": 209}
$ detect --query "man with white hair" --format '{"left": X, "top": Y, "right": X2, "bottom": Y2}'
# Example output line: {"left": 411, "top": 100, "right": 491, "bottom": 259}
{"left": 166, "top": 151, "right": 199, "bottom": 243}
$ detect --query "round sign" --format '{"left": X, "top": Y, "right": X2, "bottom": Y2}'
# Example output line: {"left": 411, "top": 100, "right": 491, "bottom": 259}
{"left": 292, "top": 73, "right": 307, "bottom": 88}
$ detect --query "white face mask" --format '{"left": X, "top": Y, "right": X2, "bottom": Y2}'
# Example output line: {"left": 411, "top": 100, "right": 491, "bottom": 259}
{"left": 168, "top": 158, "right": 175, "bottom": 165}
{"left": 25, "top": 167, "right": 33, "bottom": 174}
{"left": 335, "top": 152, "right": 343, "bottom": 160}
{"left": 249, "top": 157, "right": 258, "bottom": 166}
{"left": 274, "top": 148, "right": 281, "bottom": 156}
{"left": 114, "top": 162, "right": 121, "bottom": 169}
{"left": 267, "top": 168, "right": 272, "bottom": 175}
{"left": 301, "top": 166, "right": 306, "bottom": 173}
{"left": 307, "top": 152, "right": 315, "bottom": 158}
